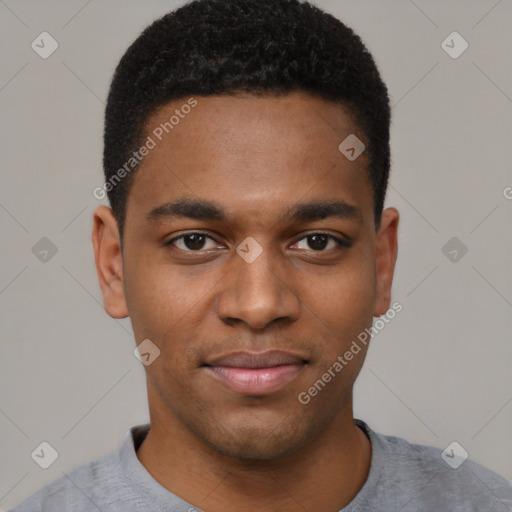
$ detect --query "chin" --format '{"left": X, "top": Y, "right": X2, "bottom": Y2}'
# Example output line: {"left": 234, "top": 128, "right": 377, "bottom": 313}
{"left": 196, "top": 418, "right": 311, "bottom": 462}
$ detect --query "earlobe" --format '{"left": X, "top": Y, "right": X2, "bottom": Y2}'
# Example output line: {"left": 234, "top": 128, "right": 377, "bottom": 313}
{"left": 92, "top": 206, "right": 129, "bottom": 319}
{"left": 373, "top": 207, "right": 399, "bottom": 317}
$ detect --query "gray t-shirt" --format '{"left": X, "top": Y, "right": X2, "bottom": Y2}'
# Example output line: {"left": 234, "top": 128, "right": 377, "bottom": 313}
{"left": 9, "top": 419, "right": 512, "bottom": 511}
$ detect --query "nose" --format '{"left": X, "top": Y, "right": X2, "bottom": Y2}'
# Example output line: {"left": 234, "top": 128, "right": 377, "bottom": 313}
{"left": 216, "top": 242, "right": 300, "bottom": 331}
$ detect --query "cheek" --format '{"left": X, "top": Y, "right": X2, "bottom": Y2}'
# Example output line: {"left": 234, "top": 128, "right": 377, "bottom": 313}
{"left": 123, "top": 251, "right": 179, "bottom": 341}
{"left": 314, "top": 254, "right": 375, "bottom": 312}
{"left": 303, "top": 254, "right": 376, "bottom": 353}
{"left": 123, "top": 249, "right": 219, "bottom": 345}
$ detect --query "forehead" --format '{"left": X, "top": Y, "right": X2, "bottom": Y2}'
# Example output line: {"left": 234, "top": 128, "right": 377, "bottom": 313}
{"left": 126, "top": 92, "right": 373, "bottom": 227}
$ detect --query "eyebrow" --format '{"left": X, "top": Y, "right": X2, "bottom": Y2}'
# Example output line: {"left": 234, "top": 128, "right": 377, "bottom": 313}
{"left": 146, "top": 197, "right": 362, "bottom": 225}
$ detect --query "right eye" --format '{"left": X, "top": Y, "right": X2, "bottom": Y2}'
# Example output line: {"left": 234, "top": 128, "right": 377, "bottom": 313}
{"left": 165, "top": 232, "right": 222, "bottom": 252}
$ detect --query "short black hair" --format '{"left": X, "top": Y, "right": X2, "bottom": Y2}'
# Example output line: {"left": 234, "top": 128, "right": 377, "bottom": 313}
{"left": 103, "top": 0, "right": 391, "bottom": 240}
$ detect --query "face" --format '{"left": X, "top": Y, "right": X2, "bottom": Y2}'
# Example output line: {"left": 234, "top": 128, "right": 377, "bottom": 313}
{"left": 93, "top": 92, "right": 398, "bottom": 461}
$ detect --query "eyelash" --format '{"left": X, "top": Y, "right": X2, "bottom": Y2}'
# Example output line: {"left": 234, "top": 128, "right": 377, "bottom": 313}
{"left": 165, "top": 232, "right": 352, "bottom": 253}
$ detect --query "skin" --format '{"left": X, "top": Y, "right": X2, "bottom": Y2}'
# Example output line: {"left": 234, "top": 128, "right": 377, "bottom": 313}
{"left": 92, "top": 92, "right": 399, "bottom": 512}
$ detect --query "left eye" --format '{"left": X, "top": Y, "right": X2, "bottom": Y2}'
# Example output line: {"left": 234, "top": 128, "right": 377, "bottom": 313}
{"left": 167, "top": 232, "right": 349, "bottom": 252}
{"left": 293, "top": 233, "right": 349, "bottom": 252}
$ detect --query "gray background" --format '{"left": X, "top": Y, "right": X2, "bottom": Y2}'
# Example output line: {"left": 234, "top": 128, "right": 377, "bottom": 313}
{"left": 1, "top": 0, "right": 511, "bottom": 508}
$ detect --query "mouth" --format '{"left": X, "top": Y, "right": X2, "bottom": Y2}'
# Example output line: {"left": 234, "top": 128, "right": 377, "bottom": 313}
{"left": 201, "top": 350, "right": 309, "bottom": 396}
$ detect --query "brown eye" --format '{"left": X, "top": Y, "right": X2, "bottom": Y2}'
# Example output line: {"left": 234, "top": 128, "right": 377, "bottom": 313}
{"left": 306, "top": 234, "right": 329, "bottom": 251}
{"left": 167, "top": 233, "right": 218, "bottom": 252}
{"left": 294, "top": 233, "right": 351, "bottom": 252}
{"left": 182, "top": 234, "right": 207, "bottom": 250}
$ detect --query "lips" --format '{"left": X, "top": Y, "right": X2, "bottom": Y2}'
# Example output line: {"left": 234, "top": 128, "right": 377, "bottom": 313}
{"left": 202, "top": 350, "right": 308, "bottom": 395}
{"left": 205, "top": 350, "right": 307, "bottom": 368}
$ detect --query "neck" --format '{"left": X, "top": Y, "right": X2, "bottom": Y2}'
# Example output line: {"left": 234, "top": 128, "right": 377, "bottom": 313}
{"left": 136, "top": 406, "right": 371, "bottom": 511}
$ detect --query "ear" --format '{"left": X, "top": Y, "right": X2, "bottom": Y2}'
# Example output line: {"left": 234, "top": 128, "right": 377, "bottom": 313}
{"left": 92, "top": 206, "right": 129, "bottom": 319}
{"left": 373, "top": 207, "right": 399, "bottom": 317}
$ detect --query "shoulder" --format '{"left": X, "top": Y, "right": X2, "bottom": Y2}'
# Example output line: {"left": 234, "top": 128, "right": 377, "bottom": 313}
{"left": 9, "top": 424, "right": 150, "bottom": 512}
{"left": 357, "top": 420, "right": 512, "bottom": 511}
{"left": 8, "top": 449, "right": 123, "bottom": 512}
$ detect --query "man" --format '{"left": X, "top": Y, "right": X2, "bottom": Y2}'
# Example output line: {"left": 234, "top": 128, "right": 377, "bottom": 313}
{"left": 11, "top": 0, "right": 512, "bottom": 510}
